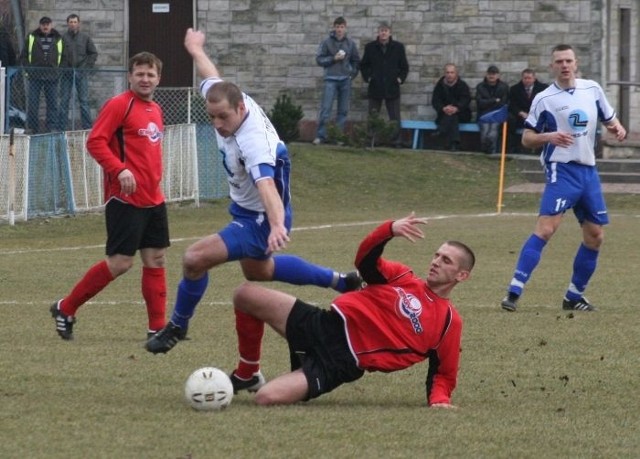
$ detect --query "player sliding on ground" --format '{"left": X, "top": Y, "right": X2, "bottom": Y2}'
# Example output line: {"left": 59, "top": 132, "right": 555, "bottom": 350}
{"left": 227, "top": 213, "right": 474, "bottom": 408}
{"left": 145, "top": 29, "right": 361, "bottom": 382}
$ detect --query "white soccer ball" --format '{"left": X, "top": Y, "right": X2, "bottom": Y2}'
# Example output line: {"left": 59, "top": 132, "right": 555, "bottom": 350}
{"left": 184, "top": 367, "right": 234, "bottom": 411}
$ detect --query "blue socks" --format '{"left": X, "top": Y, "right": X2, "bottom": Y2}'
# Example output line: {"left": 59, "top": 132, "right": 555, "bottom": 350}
{"left": 508, "top": 234, "right": 547, "bottom": 296}
{"left": 170, "top": 273, "right": 209, "bottom": 329}
{"left": 565, "top": 243, "right": 599, "bottom": 301}
{"left": 273, "top": 255, "right": 335, "bottom": 289}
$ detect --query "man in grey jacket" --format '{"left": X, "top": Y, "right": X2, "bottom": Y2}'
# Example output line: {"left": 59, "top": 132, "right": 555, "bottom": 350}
{"left": 313, "top": 17, "right": 360, "bottom": 145}
{"left": 59, "top": 13, "right": 98, "bottom": 130}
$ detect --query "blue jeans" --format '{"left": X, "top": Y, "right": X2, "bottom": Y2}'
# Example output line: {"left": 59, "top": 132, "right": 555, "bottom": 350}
{"left": 27, "top": 77, "right": 58, "bottom": 133}
{"left": 59, "top": 69, "right": 92, "bottom": 130}
{"left": 316, "top": 78, "right": 351, "bottom": 140}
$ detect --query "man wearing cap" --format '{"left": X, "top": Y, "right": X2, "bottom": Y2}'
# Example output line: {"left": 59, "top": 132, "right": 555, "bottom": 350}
{"left": 475, "top": 65, "right": 509, "bottom": 154}
{"left": 360, "top": 21, "right": 409, "bottom": 147}
{"left": 21, "top": 16, "right": 65, "bottom": 133}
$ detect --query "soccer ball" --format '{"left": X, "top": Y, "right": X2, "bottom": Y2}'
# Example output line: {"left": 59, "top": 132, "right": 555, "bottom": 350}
{"left": 184, "top": 367, "right": 234, "bottom": 411}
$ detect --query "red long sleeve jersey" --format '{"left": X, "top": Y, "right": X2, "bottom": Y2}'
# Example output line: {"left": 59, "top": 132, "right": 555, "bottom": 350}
{"left": 87, "top": 90, "right": 165, "bottom": 207}
{"left": 331, "top": 221, "right": 462, "bottom": 405}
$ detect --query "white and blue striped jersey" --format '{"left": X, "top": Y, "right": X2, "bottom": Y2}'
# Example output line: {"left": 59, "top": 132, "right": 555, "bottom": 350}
{"left": 525, "top": 79, "right": 616, "bottom": 166}
{"left": 200, "top": 77, "right": 290, "bottom": 212}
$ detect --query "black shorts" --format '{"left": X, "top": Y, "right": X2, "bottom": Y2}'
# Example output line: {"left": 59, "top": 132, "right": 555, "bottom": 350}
{"left": 104, "top": 199, "right": 170, "bottom": 256}
{"left": 286, "top": 300, "right": 364, "bottom": 400}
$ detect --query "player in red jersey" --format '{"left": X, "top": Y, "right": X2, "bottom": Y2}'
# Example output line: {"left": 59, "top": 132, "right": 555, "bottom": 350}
{"left": 50, "top": 52, "right": 171, "bottom": 340}
{"left": 229, "top": 212, "right": 475, "bottom": 408}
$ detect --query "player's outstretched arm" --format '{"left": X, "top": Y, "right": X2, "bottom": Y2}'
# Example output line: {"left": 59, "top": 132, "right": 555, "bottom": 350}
{"left": 184, "top": 28, "right": 220, "bottom": 79}
{"left": 391, "top": 211, "right": 429, "bottom": 243}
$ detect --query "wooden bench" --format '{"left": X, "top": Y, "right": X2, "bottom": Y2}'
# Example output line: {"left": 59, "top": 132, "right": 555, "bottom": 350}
{"left": 400, "top": 120, "right": 480, "bottom": 150}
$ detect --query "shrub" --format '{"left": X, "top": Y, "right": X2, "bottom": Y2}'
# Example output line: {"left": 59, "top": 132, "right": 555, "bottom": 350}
{"left": 268, "top": 94, "right": 304, "bottom": 143}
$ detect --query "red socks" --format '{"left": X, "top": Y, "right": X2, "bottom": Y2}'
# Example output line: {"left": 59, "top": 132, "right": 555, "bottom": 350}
{"left": 234, "top": 309, "right": 264, "bottom": 379}
{"left": 60, "top": 260, "right": 114, "bottom": 316}
{"left": 142, "top": 266, "right": 167, "bottom": 332}
{"left": 60, "top": 261, "right": 167, "bottom": 333}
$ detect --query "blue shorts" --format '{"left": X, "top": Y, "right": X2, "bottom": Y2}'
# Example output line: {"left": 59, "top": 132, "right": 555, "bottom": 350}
{"left": 218, "top": 202, "right": 293, "bottom": 261}
{"left": 539, "top": 162, "right": 609, "bottom": 225}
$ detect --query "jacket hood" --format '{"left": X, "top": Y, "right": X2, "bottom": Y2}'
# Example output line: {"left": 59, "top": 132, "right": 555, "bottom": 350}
{"left": 31, "top": 27, "right": 62, "bottom": 39}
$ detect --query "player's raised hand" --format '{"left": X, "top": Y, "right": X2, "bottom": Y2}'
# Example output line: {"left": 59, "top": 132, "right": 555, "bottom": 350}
{"left": 184, "top": 28, "right": 206, "bottom": 54}
{"left": 392, "top": 212, "right": 429, "bottom": 242}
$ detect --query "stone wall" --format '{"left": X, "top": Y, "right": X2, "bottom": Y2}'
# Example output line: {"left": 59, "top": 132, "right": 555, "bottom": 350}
{"left": 14, "top": 0, "right": 637, "bottom": 145}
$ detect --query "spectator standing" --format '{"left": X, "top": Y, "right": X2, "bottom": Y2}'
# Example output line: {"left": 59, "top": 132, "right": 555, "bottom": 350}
{"left": 0, "top": 26, "right": 17, "bottom": 67}
{"left": 50, "top": 52, "right": 170, "bottom": 340}
{"left": 312, "top": 17, "right": 360, "bottom": 145}
{"left": 59, "top": 13, "right": 98, "bottom": 130}
{"left": 507, "top": 68, "right": 548, "bottom": 153}
{"left": 500, "top": 44, "right": 627, "bottom": 313}
{"left": 360, "top": 21, "right": 409, "bottom": 147}
{"left": 21, "top": 16, "right": 65, "bottom": 133}
{"left": 431, "top": 64, "right": 472, "bottom": 151}
{"left": 475, "top": 65, "right": 509, "bottom": 154}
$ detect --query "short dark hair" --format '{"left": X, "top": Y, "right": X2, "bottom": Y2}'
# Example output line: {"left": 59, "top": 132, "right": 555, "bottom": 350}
{"left": 66, "top": 14, "right": 80, "bottom": 22}
{"left": 445, "top": 240, "right": 476, "bottom": 271}
{"left": 128, "top": 52, "right": 163, "bottom": 75}
{"left": 206, "top": 81, "right": 244, "bottom": 109}
{"left": 333, "top": 17, "right": 347, "bottom": 26}
{"left": 552, "top": 44, "right": 573, "bottom": 53}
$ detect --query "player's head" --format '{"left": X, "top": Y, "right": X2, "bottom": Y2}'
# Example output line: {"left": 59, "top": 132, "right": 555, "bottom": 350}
{"left": 550, "top": 44, "right": 578, "bottom": 86}
{"left": 205, "top": 81, "right": 247, "bottom": 138}
{"left": 426, "top": 241, "right": 475, "bottom": 294}
{"left": 128, "top": 52, "right": 162, "bottom": 101}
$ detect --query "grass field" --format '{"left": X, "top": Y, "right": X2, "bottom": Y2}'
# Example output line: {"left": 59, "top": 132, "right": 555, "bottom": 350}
{"left": 1, "top": 145, "right": 639, "bottom": 458}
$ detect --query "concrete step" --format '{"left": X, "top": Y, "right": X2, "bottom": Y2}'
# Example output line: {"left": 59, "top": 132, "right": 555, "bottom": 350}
{"left": 512, "top": 154, "right": 640, "bottom": 183}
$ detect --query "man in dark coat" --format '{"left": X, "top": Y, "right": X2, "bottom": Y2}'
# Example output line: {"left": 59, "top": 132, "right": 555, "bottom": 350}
{"left": 20, "top": 16, "right": 65, "bottom": 133}
{"left": 432, "top": 64, "right": 472, "bottom": 151}
{"left": 507, "top": 68, "right": 548, "bottom": 153}
{"left": 360, "top": 21, "right": 409, "bottom": 147}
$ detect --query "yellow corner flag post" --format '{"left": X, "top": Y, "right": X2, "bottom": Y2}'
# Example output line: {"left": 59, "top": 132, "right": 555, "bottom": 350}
{"left": 496, "top": 121, "right": 508, "bottom": 214}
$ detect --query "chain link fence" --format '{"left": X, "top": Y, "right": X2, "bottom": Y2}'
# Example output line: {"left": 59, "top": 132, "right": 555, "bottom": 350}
{"left": 0, "top": 67, "right": 226, "bottom": 224}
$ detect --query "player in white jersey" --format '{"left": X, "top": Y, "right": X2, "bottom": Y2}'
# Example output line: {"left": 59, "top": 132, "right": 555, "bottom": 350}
{"left": 147, "top": 30, "right": 362, "bottom": 381}
{"left": 501, "top": 44, "right": 626, "bottom": 313}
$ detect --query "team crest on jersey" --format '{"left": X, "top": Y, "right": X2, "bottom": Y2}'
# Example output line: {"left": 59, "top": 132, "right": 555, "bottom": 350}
{"left": 138, "top": 122, "right": 163, "bottom": 143}
{"left": 568, "top": 109, "right": 588, "bottom": 132}
{"left": 394, "top": 287, "right": 424, "bottom": 334}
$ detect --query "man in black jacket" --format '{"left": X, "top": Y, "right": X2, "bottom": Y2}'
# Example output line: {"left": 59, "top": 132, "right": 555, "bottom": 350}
{"left": 507, "top": 68, "right": 548, "bottom": 153}
{"left": 360, "top": 21, "right": 409, "bottom": 147}
{"left": 475, "top": 65, "right": 509, "bottom": 154}
{"left": 21, "top": 16, "right": 65, "bottom": 133}
{"left": 432, "top": 64, "right": 472, "bottom": 151}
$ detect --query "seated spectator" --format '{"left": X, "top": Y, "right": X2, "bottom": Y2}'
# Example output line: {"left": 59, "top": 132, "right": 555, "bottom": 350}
{"left": 432, "top": 64, "right": 472, "bottom": 151}
{"left": 507, "top": 69, "right": 548, "bottom": 153}
{"left": 476, "top": 65, "right": 509, "bottom": 154}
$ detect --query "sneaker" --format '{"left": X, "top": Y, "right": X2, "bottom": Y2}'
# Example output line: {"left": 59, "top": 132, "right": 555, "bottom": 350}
{"left": 146, "top": 326, "right": 189, "bottom": 341}
{"left": 501, "top": 292, "right": 519, "bottom": 312}
{"left": 312, "top": 137, "right": 323, "bottom": 145}
{"left": 562, "top": 297, "right": 597, "bottom": 312}
{"left": 342, "top": 271, "right": 363, "bottom": 292}
{"left": 50, "top": 300, "right": 76, "bottom": 340}
{"left": 145, "top": 322, "right": 185, "bottom": 354}
{"left": 229, "top": 370, "right": 266, "bottom": 394}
